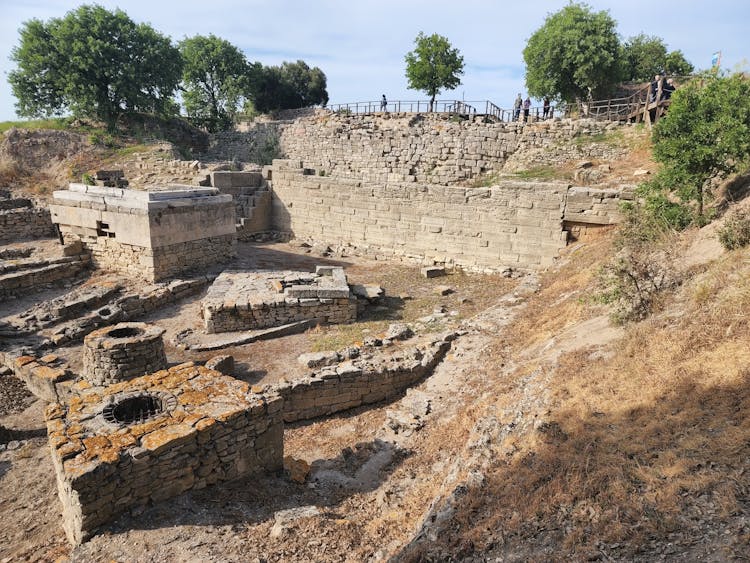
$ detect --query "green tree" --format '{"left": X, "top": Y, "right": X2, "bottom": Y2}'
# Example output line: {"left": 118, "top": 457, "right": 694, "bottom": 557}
{"left": 646, "top": 73, "right": 750, "bottom": 220}
{"left": 664, "top": 50, "right": 694, "bottom": 76}
{"left": 623, "top": 34, "right": 668, "bottom": 82}
{"left": 247, "top": 60, "right": 328, "bottom": 113}
{"left": 523, "top": 3, "right": 622, "bottom": 102}
{"left": 8, "top": 4, "right": 181, "bottom": 129}
{"left": 179, "top": 34, "right": 248, "bottom": 131}
{"left": 622, "top": 34, "right": 694, "bottom": 82}
{"left": 404, "top": 32, "right": 464, "bottom": 110}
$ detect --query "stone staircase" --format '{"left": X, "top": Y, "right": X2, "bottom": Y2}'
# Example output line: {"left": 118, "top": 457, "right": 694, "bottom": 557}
{"left": 207, "top": 171, "right": 273, "bottom": 240}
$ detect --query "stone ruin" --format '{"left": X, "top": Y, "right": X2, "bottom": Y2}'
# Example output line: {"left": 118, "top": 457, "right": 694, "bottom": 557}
{"left": 201, "top": 265, "right": 357, "bottom": 333}
{"left": 82, "top": 322, "right": 168, "bottom": 386}
{"left": 50, "top": 183, "right": 236, "bottom": 282}
{"left": 45, "top": 322, "right": 283, "bottom": 545}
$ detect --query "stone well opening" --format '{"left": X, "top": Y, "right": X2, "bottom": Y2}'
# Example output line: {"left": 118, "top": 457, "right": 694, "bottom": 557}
{"left": 106, "top": 326, "right": 143, "bottom": 339}
{"left": 103, "top": 393, "right": 165, "bottom": 425}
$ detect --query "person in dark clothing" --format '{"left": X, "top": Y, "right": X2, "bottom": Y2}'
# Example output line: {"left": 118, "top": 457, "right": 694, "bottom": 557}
{"left": 663, "top": 79, "right": 676, "bottom": 100}
{"left": 542, "top": 96, "right": 551, "bottom": 119}
{"left": 523, "top": 96, "right": 531, "bottom": 122}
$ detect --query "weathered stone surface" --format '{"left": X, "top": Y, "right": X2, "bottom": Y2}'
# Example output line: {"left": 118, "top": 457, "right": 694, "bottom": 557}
{"left": 46, "top": 364, "right": 283, "bottom": 545}
{"left": 82, "top": 322, "right": 167, "bottom": 386}
{"left": 205, "top": 355, "right": 235, "bottom": 375}
{"left": 50, "top": 185, "right": 236, "bottom": 282}
{"left": 202, "top": 268, "right": 356, "bottom": 334}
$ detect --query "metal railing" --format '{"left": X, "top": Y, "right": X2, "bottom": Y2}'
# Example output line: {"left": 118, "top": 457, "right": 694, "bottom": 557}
{"left": 326, "top": 99, "right": 564, "bottom": 122}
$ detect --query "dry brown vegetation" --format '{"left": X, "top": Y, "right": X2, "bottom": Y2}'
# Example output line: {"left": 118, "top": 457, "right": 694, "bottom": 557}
{"left": 417, "top": 232, "right": 750, "bottom": 560}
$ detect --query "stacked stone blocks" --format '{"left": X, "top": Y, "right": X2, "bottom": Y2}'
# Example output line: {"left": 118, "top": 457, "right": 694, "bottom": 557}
{"left": 82, "top": 322, "right": 168, "bottom": 386}
{"left": 202, "top": 266, "right": 356, "bottom": 333}
{"left": 46, "top": 362, "right": 283, "bottom": 545}
{"left": 49, "top": 184, "right": 236, "bottom": 282}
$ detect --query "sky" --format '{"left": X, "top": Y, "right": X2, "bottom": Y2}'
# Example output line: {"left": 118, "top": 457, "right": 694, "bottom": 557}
{"left": 0, "top": 0, "right": 748, "bottom": 122}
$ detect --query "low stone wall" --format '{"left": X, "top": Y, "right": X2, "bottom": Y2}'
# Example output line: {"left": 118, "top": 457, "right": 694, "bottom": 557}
{"left": 46, "top": 363, "right": 284, "bottom": 545}
{"left": 202, "top": 267, "right": 357, "bottom": 333}
{"left": 0, "top": 256, "right": 90, "bottom": 301}
{"left": 82, "top": 323, "right": 167, "bottom": 386}
{"left": 0, "top": 207, "right": 55, "bottom": 242}
{"left": 7, "top": 353, "right": 74, "bottom": 403}
{"left": 46, "top": 277, "right": 210, "bottom": 347}
{"left": 271, "top": 332, "right": 455, "bottom": 423}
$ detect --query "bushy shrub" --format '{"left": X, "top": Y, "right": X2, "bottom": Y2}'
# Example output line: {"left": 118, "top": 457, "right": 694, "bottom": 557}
{"left": 718, "top": 208, "right": 750, "bottom": 250}
{"left": 596, "top": 205, "right": 680, "bottom": 323}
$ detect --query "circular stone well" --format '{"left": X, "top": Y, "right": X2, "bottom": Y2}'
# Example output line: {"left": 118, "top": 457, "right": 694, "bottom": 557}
{"left": 82, "top": 322, "right": 167, "bottom": 386}
{"left": 102, "top": 391, "right": 177, "bottom": 425}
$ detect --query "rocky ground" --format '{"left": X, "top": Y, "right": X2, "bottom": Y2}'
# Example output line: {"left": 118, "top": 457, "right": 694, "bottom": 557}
{"left": 1, "top": 127, "right": 748, "bottom": 562}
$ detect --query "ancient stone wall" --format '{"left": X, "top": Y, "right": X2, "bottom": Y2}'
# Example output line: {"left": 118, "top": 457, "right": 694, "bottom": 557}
{"left": 271, "top": 161, "right": 572, "bottom": 270}
{"left": 274, "top": 332, "right": 454, "bottom": 423}
{"left": 202, "top": 267, "right": 357, "bottom": 333}
{"left": 46, "top": 363, "right": 283, "bottom": 545}
{"left": 208, "top": 114, "right": 628, "bottom": 184}
{"left": 82, "top": 323, "right": 168, "bottom": 386}
{"left": 50, "top": 184, "right": 236, "bottom": 281}
{"left": 0, "top": 207, "right": 55, "bottom": 242}
{"left": 0, "top": 256, "right": 90, "bottom": 301}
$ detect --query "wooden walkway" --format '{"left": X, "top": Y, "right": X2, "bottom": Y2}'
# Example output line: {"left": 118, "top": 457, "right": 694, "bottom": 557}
{"left": 579, "top": 81, "right": 676, "bottom": 126}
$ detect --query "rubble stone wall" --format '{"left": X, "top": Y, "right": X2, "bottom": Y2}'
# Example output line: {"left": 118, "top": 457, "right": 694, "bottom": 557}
{"left": 274, "top": 334, "right": 453, "bottom": 423}
{"left": 0, "top": 207, "right": 55, "bottom": 242}
{"left": 46, "top": 364, "right": 284, "bottom": 545}
{"left": 0, "top": 256, "right": 89, "bottom": 301}
{"left": 208, "top": 114, "right": 627, "bottom": 184}
{"left": 82, "top": 323, "right": 168, "bottom": 386}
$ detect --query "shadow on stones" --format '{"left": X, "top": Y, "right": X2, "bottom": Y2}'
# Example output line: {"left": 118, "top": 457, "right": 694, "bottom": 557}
{"left": 103, "top": 438, "right": 410, "bottom": 535}
{"left": 233, "top": 241, "right": 352, "bottom": 272}
{"left": 359, "top": 295, "right": 406, "bottom": 322}
{"left": 232, "top": 363, "right": 267, "bottom": 384}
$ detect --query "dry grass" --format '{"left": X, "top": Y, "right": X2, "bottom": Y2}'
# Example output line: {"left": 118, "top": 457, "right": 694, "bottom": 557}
{"left": 307, "top": 263, "right": 516, "bottom": 352}
{"left": 431, "top": 237, "right": 750, "bottom": 558}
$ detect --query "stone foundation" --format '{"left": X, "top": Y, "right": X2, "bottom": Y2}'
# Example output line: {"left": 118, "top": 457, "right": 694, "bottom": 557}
{"left": 202, "top": 266, "right": 356, "bottom": 333}
{"left": 82, "top": 322, "right": 167, "bottom": 385}
{"left": 274, "top": 332, "right": 455, "bottom": 423}
{"left": 46, "top": 362, "right": 283, "bottom": 545}
{"left": 0, "top": 255, "right": 90, "bottom": 302}
{"left": 50, "top": 184, "right": 236, "bottom": 281}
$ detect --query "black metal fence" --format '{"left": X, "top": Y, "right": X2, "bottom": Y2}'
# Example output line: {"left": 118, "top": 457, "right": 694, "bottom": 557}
{"left": 326, "top": 99, "right": 565, "bottom": 122}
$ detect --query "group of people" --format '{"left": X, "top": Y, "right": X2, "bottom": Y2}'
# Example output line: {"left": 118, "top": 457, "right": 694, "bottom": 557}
{"left": 650, "top": 74, "right": 676, "bottom": 102}
{"left": 513, "top": 94, "right": 553, "bottom": 122}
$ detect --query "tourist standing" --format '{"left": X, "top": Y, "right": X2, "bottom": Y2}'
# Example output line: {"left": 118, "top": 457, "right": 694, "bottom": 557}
{"left": 523, "top": 96, "right": 531, "bottom": 122}
{"left": 380, "top": 94, "right": 388, "bottom": 112}
{"left": 543, "top": 96, "right": 551, "bottom": 119}
{"left": 513, "top": 93, "right": 522, "bottom": 121}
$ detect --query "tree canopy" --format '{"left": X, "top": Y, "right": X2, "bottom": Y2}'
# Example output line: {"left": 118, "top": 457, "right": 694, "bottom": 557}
{"left": 404, "top": 32, "right": 464, "bottom": 109}
{"left": 179, "top": 34, "right": 248, "bottom": 131}
{"left": 9, "top": 4, "right": 182, "bottom": 128}
{"left": 622, "top": 34, "right": 694, "bottom": 82}
{"left": 523, "top": 3, "right": 622, "bottom": 103}
{"left": 247, "top": 60, "right": 328, "bottom": 114}
{"left": 643, "top": 73, "right": 750, "bottom": 222}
